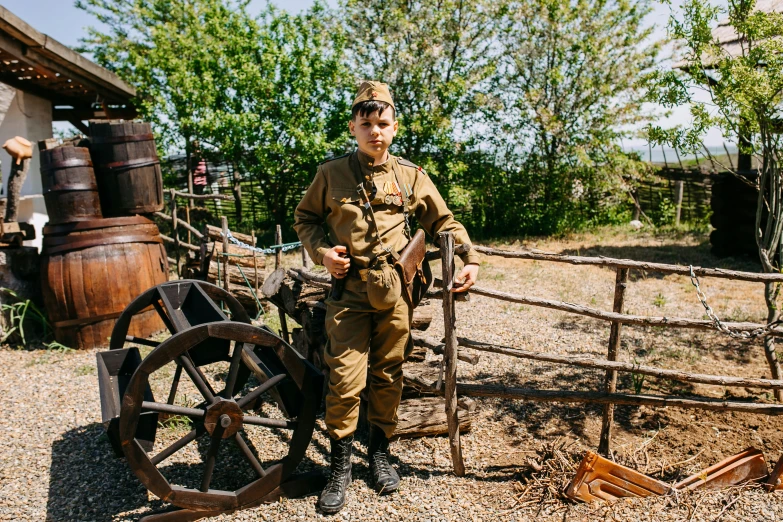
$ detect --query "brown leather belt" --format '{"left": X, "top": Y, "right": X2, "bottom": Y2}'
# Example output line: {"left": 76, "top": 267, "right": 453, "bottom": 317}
{"left": 347, "top": 266, "right": 370, "bottom": 281}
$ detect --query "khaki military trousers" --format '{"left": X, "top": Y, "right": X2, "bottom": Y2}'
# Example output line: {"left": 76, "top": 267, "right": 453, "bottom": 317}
{"left": 324, "top": 276, "right": 412, "bottom": 440}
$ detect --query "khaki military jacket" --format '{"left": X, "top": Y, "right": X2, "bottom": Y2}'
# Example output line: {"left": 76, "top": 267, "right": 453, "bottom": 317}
{"left": 294, "top": 150, "right": 480, "bottom": 269}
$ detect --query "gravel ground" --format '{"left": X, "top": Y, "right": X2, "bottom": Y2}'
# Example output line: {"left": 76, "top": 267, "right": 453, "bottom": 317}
{"left": 2, "top": 226, "right": 783, "bottom": 521}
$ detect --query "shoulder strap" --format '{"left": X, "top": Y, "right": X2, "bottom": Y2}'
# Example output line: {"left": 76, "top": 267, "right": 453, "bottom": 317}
{"left": 349, "top": 152, "right": 400, "bottom": 262}
{"left": 319, "top": 152, "right": 351, "bottom": 166}
{"left": 397, "top": 157, "right": 418, "bottom": 168}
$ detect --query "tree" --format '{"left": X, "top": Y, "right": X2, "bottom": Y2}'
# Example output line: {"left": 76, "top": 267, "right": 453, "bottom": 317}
{"left": 339, "top": 0, "right": 508, "bottom": 160}
{"left": 645, "top": 0, "right": 783, "bottom": 397}
{"left": 482, "top": 0, "right": 659, "bottom": 235}
{"left": 77, "top": 0, "right": 352, "bottom": 235}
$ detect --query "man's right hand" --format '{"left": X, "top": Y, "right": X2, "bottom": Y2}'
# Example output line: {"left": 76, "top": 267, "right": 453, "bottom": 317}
{"left": 324, "top": 246, "right": 351, "bottom": 278}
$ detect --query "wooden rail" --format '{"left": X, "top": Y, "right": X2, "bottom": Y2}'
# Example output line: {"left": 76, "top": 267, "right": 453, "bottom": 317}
{"left": 472, "top": 245, "right": 783, "bottom": 283}
{"left": 467, "top": 285, "right": 783, "bottom": 337}
{"left": 435, "top": 236, "right": 783, "bottom": 474}
{"left": 458, "top": 338, "right": 783, "bottom": 390}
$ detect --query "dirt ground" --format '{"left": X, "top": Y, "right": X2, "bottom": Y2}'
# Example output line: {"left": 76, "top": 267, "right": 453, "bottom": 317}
{"left": 2, "top": 225, "right": 783, "bottom": 521}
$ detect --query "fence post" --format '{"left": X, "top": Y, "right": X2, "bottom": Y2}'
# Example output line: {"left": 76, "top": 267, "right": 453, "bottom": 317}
{"left": 598, "top": 267, "right": 629, "bottom": 456}
{"left": 440, "top": 231, "right": 465, "bottom": 476}
{"left": 276, "top": 224, "right": 290, "bottom": 343}
{"left": 674, "top": 180, "right": 684, "bottom": 227}
{"left": 252, "top": 229, "right": 259, "bottom": 298}
{"left": 170, "top": 188, "right": 180, "bottom": 277}
{"left": 221, "top": 216, "right": 229, "bottom": 291}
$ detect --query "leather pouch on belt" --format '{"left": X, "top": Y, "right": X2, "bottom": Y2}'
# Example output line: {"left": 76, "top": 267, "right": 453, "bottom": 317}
{"left": 394, "top": 229, "right": 433, "bottom": 308}
{"left": 367, "top": 263, "right": 402, "bottom": 310}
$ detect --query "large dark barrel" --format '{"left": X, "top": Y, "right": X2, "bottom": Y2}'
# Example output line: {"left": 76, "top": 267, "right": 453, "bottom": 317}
{"left": 89, "top": 120, "right": 164, "bottom": 216}
{"left": 41, "top": 216, "right": 169, "bottom": 349}
{"left": 40, "top": 146, "right": 103, "bottom": 225}
{"left": 709, "top": 171, "right": 760, "bottom": 258}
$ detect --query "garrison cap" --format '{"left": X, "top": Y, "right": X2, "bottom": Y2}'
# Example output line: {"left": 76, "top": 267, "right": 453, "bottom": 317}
{"left": 352, "top": 81, "right": 395, "bottom": 111}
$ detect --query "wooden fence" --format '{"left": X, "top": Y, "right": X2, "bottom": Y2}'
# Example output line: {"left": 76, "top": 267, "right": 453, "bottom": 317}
{"left": 435, "top": 233, "right": 783, "bottom": 476}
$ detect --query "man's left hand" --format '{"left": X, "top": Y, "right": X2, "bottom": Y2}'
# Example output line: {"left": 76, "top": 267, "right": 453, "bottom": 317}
{"left": 451, "top": 263, "right": 479, "bottom": 293}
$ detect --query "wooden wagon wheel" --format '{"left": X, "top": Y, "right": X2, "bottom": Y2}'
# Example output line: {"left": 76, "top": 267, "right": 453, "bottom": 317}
{"left": 119, "top": 321, "right": 325, "bottom": 520}
{"left": 110, "top": 280, "right": 252, "bottom": 407}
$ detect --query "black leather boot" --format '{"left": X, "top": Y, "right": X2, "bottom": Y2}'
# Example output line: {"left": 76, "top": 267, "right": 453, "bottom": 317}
{"left": 318, "top": 435, "right": 354, "bottom": 514}
{"left": 368, "top": 424, "right": 400, "bottom": 493}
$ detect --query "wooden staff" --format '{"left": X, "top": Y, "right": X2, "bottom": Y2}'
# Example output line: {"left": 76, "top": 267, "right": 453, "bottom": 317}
{"left": 599, "top": 267, "right": 628, "bottom": 456}
{"left": 221, "top": 216, "right": 229, "bottom": 291}
{"left": 440, "top": 231, "right": 464, "bottom": 476}
{"left": 276, "top": 224, "right": 289, "bottom": 343}
{"left": 171, "top": 189, "right": 180, "bottom": 277}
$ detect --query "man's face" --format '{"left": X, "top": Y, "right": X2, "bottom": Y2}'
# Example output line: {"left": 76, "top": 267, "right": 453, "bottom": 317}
{"left": 349, "top": 106, "right": 398, "bottom": 158}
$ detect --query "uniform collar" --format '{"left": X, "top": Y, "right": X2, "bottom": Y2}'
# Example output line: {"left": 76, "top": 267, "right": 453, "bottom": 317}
{"left": 357, "top": 149, "right": 395, "bottom": 176}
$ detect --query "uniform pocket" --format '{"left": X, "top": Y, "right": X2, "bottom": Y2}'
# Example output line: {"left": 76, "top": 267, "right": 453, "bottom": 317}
{"left": 330, "top": 187, "right": 360, "bottom": 204}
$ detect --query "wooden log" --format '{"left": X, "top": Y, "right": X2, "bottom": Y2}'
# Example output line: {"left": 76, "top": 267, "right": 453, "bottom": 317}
{"left": 457, "top": 337, "right": 783, "bottom": 390}
{"left": 412, "top": 300, "right": 434, "bottom": 331}
{"left": 471, "top": 245, "right": 783, "bottom": 283}
{"left": 172, "top": 190, "right": 234, "bottom": 201}
{"left": 154, "top": 211, "right": 204, "bottom": 240}
{"left": 467, "top": 285, "right": 783, "bottom": 337}
{"left": 454, "top": 384, "right": 783, "bottom": 416}
{"left": 599, "top": 267, "right": 628, "bottom": 456}
{"left": 5, "top": 158, "right": 30, "bottom": 222}
{"left": 288, "top": 267, "right": 331, "bottom": 286}
{"left": 391, "top": 397, "right": 471, "bottom": 440}
{"left": 412, "top": 333, "right": 479, "bottom": 365}
{"left": 206, "top": 224, "right": 254, "bottom": 245}
{"left": 202, "top": 261, "right": 266, "bottom": 288}
{"left": 160, "top": 233, "right": 200, "bottom": 252}
{"left": 200, "top": 225, "right": 263, "bottom": 268}
{"left": 439, "top": 231, "right": 464, "bottom": 476}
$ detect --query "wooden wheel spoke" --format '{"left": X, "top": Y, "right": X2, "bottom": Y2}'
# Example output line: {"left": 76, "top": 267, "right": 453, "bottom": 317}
{"left": 125, "top": 335, "right": 160, "bottom": 348}
{"left": 233, "top": 432, "right": 266, "bottom": 478}
{"left": 142, "top": 401, "right": 205, "bottom": 419}
{"left": 237, "top": 373, "right": 288, "bottom": 409}
{"left": 243, "top": 415, "right": 298, "bottom": 430}
{"left": 200, "top": 431, "right": 224, "bottom": 492}
{"left": 166, "top": 364, "right": 183, "bottom": 405}
{"left": 221, "top": 341, "right": 247, "bottom": 399}
{"left": 151, "top": 426, "right": 205, "bottom": 465}
{"left": 177, "top": 353, "right": 216, "bottom": 403}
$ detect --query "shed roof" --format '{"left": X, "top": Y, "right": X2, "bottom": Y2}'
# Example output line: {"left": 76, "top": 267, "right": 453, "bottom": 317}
{"left": 673, "top": 0, "right": 783, "bottom": 69}
{"left": 0, "top": 6, "right": 136, "bottom": 121}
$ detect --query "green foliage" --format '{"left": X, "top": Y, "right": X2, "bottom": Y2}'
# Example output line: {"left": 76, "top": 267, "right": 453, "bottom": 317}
{"left": 0, "top": 288, "right": 51, "bottom": 347}
{"left": 340, "top": 0, "right": 507, "bottom": 159}
{"left": 79, "top": 0, "right": 662, "bottom": 239}
{"left": 473, "top": 0, "right": 660, "bottom": 236}
{"left": 78, "top": 0, "right": 352, "bottom": 236}
{"left": 631, "top": 358, "right": 647, "bottom": 394}
{"left": 645, "top": 0, "right": 783, "bottom": 273}
{"left": 652, "top": 197, "right": 677, "bottom": 227}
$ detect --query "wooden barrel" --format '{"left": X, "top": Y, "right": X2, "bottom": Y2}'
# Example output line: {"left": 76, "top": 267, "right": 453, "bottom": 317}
{"left": 89, "top": 120, "right": 164, "bottom": 216}
{"left": 41, "top": 216, "right": 169, "bottom": 349}
{"left": 40, "top": 146, "right": 103, "bottom": 225}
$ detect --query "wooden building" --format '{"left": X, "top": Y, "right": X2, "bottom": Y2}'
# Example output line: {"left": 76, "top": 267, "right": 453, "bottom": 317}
{"left": 0, "top": 6, "right": 136, "bottom": 249}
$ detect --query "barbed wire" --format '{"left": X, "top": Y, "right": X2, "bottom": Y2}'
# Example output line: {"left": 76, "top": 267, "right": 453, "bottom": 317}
{"left": 222, "top": 229, "right": 302, "bottom": 255}
{"left": 689, "top": 265, "right": 783, "bottom": 339}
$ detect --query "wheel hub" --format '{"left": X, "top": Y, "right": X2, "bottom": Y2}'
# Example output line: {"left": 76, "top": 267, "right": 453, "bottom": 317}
{"left": 204, "top": 397, "right": 244, "bottom": 438}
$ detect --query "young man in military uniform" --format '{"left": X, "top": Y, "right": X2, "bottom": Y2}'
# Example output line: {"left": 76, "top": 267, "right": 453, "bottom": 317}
{"left": 294, "top": 81, "right": 480, "bottom": 514}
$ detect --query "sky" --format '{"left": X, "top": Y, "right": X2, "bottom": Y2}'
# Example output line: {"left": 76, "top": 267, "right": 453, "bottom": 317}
{"left": 1, "top": 0, "right": 729, "bottom": 152}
